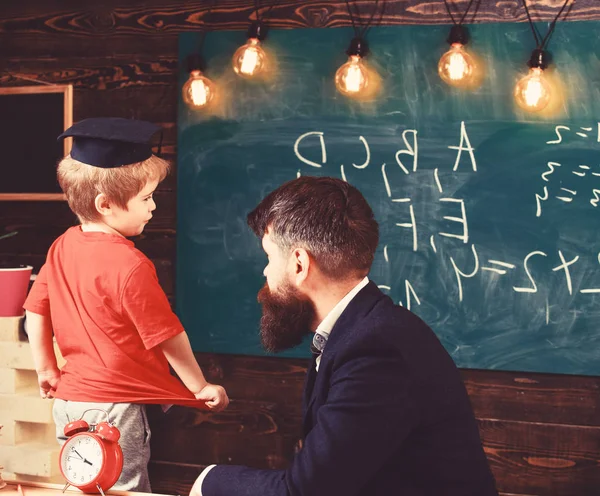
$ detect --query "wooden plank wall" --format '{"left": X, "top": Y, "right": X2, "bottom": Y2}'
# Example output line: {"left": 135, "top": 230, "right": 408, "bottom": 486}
{"left": 2, "top": 1, "right": 600, "bottom": 495}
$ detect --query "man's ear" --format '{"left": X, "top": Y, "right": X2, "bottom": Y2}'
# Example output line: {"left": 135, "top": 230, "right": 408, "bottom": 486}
{"left": 94, "top": 193, "right": 112, "bottom": 217}
{"left": 291, "top": 247, "right": 311, "bottom": 286}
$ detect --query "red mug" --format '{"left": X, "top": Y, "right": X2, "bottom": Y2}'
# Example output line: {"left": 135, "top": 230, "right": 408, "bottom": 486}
{"left": 0, "top": 266, "right": 33, "bottom": 317}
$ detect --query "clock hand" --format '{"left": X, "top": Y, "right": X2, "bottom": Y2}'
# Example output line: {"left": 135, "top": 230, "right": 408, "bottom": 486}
{"left": 70, "top": 449, "right": 93, "bottom": 465}
{"left": 67, "top": 454, "right": 93, "bottom": 466}
{"left": 70, "top": 449, "right": 84, "bottom": 460}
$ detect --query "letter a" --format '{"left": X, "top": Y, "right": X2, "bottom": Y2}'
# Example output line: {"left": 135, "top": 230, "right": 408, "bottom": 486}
{"left": 448, "top": 121, "right": 477, "bottom": 172}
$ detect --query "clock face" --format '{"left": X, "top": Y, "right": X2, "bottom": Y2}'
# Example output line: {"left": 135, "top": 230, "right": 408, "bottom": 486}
{"left": 60, "top": 433, "right": 104, "bottom": 486}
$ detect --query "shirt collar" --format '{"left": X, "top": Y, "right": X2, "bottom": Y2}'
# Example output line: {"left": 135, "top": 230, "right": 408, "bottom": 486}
{"left": 312, "top": 277, "right": 369, "bottom": 366}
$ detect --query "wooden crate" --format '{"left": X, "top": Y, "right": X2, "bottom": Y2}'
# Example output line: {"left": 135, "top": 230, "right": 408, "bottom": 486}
{"left": 0, "top": 317, "right": 64, "bottom": 484}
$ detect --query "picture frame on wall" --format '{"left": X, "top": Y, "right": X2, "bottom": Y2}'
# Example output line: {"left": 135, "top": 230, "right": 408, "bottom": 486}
{"left": 0, "top": 84, "right": 73, "bottom": 201}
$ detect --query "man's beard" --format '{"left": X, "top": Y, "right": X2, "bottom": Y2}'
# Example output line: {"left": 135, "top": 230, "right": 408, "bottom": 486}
{"left": 257, "top": 281, "right": 315, "bottom": 353}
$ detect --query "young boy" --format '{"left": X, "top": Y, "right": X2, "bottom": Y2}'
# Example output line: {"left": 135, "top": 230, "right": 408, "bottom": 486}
{"left": 24, "top": 117, "right": 229, "bottom": 492}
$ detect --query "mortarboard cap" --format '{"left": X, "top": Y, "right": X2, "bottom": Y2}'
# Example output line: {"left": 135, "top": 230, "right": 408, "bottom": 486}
{"left": 57, "top": 117, "right": 163, "bottom": 168}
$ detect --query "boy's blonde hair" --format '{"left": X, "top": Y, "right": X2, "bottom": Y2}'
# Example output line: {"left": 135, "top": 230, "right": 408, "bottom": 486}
{"left": 57, "top": 154, "right": 170, "bottom": 223}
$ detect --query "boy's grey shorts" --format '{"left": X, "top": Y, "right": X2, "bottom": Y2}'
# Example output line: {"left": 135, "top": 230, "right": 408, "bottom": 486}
{"left": 53, "top": 399, "right": 151, "bottom": 493}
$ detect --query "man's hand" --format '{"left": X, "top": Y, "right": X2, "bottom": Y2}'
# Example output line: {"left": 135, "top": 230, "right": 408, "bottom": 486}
{"left": 194, "top": 384, "right": 229, "bottom": 411}
{"left": 37, "top": 367, "right": 60, "bottom": 399}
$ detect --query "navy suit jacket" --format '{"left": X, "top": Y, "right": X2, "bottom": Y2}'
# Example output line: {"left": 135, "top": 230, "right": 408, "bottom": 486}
{"left": 203, "top": 282, "right": 498, "bottom": 496}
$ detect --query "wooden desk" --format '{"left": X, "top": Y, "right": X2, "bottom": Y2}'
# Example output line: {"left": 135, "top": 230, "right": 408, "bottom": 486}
{"left": 1, "top": 481, "right": 172, "bottom": 496}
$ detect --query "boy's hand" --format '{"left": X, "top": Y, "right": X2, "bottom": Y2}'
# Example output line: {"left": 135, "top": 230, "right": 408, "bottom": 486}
{"left": 194, "top": 384, "right": 229, "bottom": 411}
{"left": 37, "top": 367, "right": 61, "bottom": 399}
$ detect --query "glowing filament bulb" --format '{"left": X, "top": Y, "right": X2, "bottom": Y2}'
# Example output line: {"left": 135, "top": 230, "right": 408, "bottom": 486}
{"left": 438, "top": 43, "right": 475, "bottom": 87}
{"left": 514, "top": 67, "right": 551, "bottom": 112}
{"left": 233, "top": 38, "right": 266, "bottom": 77}
{"left": 182, "top": 70, "right": 215, "bottom": 110}
{"left": 335, "top": 55, "right": 368, "bottom": 96}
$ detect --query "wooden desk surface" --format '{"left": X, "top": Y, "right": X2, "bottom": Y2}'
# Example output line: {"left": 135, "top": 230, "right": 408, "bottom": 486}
{"left": 1, "top": 481, "right": 172, "bottom": 496}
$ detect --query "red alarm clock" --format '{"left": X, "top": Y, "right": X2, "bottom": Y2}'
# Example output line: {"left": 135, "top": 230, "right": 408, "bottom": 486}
{"left": 59, "top": 409, "right": 123, "bottom": 496}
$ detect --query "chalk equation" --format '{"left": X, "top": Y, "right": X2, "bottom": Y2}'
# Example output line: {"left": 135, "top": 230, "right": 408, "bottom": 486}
{"left": 536, "top": 124, "right": 600, "bottom": 216}
{"left": 292, "top": 121, "right": 600, "bottom": 313}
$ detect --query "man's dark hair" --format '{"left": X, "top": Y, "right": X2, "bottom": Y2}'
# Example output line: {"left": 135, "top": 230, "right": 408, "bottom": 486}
{"left": 247, "top": 176, "right": 379, "bottom": 279}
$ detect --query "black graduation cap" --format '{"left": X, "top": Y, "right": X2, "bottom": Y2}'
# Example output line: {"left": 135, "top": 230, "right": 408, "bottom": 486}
{"left": 57, "top": 117, "right": 163, "bottom": 169}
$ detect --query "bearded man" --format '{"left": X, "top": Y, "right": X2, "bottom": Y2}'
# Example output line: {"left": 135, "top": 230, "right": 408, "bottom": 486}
{"left": 191, "top": 176, "right": 498, "bottom": 496}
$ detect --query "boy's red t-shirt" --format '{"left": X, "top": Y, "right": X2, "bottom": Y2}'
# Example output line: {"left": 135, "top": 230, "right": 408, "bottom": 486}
{"left": 24, "top": 226, "right": 206, "bottom": 408}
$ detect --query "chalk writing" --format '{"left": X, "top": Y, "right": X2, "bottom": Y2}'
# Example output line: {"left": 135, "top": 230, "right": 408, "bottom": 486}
{"left": 292, "top": 121, "right": 600, "bottom": 314}
{"left": 546, "top": 123, "right": 600, "bottom": 144}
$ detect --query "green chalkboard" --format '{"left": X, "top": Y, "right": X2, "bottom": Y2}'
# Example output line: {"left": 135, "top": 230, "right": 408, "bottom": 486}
{"left": 176, "top": 22, "right": 600, "bottom": 375}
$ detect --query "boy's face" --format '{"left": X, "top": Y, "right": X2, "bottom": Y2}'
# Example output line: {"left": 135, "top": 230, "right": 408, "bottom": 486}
{"left": 109, "top": 179, "right": 159, "bottom": 237}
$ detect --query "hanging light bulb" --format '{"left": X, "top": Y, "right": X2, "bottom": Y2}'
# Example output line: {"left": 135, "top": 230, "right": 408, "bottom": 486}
{"left": 438, "top": 26, "right": 476, "bottom": 88}
{"left": 515, "top": 68, "right": 551, "bottom": 111}
{"left": 233, "top": 38, "right": 266, "bottom": 77}
{"left": 514, "top": 49, "right": 552, "bottom": 112}
{"left": 182, "top": 71, "right": 215, "bottom": 109}
{"left": 439, "top": 44, "right": 476, "bottom": 87}
{"left": 233, "top": 21, "right": 267, "bottom": 78}
{"left": 335, "top": 37, "right": 369, "bottom": 97}
{"left": 182, "top": 54, "right": 215, "bottom": 110}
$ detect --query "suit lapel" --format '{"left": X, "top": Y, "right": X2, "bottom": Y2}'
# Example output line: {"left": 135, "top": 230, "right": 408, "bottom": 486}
{"left": 301, "top": 282, "right": 386, "bottom": 437}
{"left": 302, "top": 354, "right": 319, "bottom": 437}
{"left": 303, "top": 354, "right": 318, "bottom": 413}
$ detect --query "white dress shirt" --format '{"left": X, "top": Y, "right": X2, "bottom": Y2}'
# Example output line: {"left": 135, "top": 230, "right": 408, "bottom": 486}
{"left": 313, "top": 276, "right": 369, "bottom": 371}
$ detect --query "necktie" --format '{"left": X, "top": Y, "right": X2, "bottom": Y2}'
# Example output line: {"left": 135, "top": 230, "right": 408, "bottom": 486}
{"left": 310, "top": 330, "right": 328, "bottom": 355}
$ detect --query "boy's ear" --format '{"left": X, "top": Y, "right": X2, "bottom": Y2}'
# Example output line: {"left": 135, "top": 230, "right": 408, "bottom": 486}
{"left": 94, "top": 193, "right": 112, "bottom": 217}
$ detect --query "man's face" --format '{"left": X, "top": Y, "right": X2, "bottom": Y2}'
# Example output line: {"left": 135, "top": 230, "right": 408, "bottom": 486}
{"left": 257, "top": 231, "right": 315, "bottom": 352}
{"left": 261, "top": 230, "right": 288, "bottom": 292}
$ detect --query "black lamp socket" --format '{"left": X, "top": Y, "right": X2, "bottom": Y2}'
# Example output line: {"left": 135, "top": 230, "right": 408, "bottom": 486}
{"left": 346, "top": 37, "right": 369, "bottom": 58}
{"left": 247, "top": 21, "right": 267, "bottom": 41}
{"left": 186, "top": 53, "right": 206, "bottom": 73}
{"left": 527, "top": 49, "right": 551, "bottom": 70}
{"left": 447, "top": 25, "right": 469, "bottom": 46}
